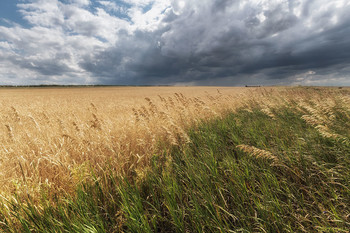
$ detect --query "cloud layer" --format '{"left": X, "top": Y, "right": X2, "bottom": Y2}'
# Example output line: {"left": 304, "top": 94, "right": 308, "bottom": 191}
{"left": 0, "top": 0, "right": 349, "bottom": 85}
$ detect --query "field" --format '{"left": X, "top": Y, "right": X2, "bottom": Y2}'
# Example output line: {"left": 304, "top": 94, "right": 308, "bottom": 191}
{"left": 0, "top": 86, "right": 349, "bottom": 232}
{"left": 0, "top": 86, "right": 250, "bottom": 194}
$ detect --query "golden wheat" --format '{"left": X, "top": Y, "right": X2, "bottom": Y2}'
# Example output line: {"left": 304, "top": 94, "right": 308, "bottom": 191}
{"left": 0, "top": 86, "right": 348, "bottom": 199}
{"left": 0, "top": 87, "right": 256, "bottom": 196}
{"left": 296, "top": 91, "right": 347, "bottom": 140}
{"left": 236, "top": 144, "right": 278, "bottom": 162}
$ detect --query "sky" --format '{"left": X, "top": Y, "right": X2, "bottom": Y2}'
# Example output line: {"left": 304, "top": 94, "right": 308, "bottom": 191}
{"left": 0, "top": 0, "right": 349, "bottom": 86}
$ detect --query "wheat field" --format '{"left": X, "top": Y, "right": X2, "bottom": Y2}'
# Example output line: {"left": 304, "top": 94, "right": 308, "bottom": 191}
{"left": 1, "top": 86, "right": 350, "bottom": 232}
{"left": 0, "top": 86, "right": 262, "bottom": 196}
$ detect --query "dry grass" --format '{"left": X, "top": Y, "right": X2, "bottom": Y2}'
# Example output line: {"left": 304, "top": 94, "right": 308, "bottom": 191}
{"left": 236, "top": 144, "right": 278, "bottom": 162}
{"left": 1, "top": 86, "right": 350, "bottom": 232}
{"left": 0, "top": 86, "right": 349, "bottom": 199}
{"left": 0, "top": 86, "right": 263, "bottom": 197}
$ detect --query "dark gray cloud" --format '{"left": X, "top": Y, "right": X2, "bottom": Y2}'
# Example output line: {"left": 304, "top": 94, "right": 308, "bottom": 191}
{"left": 0, "top": 0, "right": 350, "bottom": 85}
{"left": 77, "top": 0, "right": 350, "bottom": 85}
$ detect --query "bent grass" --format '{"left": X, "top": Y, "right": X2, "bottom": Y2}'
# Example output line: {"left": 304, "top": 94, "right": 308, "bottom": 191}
{"left": 0, "top": 86, "right": 349, "bottom": 232}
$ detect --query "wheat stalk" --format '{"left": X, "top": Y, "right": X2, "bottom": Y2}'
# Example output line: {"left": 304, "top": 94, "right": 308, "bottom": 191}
{"left": 236, "top": 144, "right": 278, "bottom": 162}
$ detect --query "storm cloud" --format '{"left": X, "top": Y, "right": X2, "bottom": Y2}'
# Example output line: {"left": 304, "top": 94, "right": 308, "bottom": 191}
{"left": 0, "top": 0, "right": 349, "bottom": 85}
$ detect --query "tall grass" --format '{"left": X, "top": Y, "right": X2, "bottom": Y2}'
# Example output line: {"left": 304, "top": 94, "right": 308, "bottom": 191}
{"left": 0, "top": 87, "right": 251, "bottom": 196}
{"left": 1, "top": 87, "right": 349, "bottom": 232}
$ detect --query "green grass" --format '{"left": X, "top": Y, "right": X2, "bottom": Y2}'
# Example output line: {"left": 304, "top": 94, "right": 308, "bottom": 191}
{"left": 1, "top": 96, "right": 350, "bottom": 232}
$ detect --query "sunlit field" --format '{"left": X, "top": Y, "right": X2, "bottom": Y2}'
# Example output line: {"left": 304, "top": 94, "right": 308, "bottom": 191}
{"left": 0, "top": 86, "right": 349, "bottom": 232}
{"left": 0, "top": 87, "right": 251, "bottom": 194}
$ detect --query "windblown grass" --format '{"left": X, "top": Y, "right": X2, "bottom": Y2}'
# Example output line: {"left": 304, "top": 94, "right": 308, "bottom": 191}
{"left": 1, "top": 86, "right": 349, "bottom": 232}
{"left": 0, "top": 86, "right": 250, "bottom": 196}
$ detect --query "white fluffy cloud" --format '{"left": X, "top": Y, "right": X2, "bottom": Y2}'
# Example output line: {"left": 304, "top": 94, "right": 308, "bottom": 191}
{"left": 0, "top": 0, "right": 170, "bottom": 84}
{"left": 0, "top": 0, "right": 349, "bottom": 85}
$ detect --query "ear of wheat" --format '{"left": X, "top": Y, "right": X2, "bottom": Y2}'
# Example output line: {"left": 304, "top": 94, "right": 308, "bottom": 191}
{"left": 315, "top": 125, "right": 343, "bottom": 140}
{"left": 236, "top": 144, "right": 278, "bottom": 162}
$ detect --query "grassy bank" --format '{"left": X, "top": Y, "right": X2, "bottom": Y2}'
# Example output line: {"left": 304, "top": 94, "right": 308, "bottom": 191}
{"left": 1, "top": 89, "right": 350, "bottom": 232}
